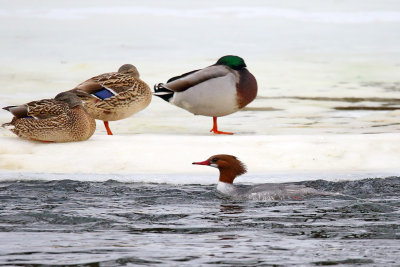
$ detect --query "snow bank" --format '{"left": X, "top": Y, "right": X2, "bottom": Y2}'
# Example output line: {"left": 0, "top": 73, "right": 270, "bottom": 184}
{"left": 0, "top": 133, "right": 398, "bottom": 183}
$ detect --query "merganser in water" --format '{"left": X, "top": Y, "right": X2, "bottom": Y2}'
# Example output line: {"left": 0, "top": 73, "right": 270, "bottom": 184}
{"left": 154, "top": 55, "right": 257, "bottom": 135}
{"left": 193, "top": 154, "right": 330, "bottom": 201}
{"left": 69, "top": 64, "right": 152, "bottom": 135}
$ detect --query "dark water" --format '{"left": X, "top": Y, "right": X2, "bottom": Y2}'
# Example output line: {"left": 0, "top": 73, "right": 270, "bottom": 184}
{"left": 0, "top": 177, "right": 399, "bottom": 266}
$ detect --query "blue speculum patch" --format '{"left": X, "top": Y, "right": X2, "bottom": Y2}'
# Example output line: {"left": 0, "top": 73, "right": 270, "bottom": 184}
{"left": 93, "top": 89, "right": 115, "bottom": 100}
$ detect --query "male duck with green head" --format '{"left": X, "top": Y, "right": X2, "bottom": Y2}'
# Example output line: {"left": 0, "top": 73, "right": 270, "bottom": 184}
{"left": 154, "top": 55, "right": 257, "bottom": 134}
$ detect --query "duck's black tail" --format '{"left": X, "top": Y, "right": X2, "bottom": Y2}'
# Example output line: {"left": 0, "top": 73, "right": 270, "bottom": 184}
{"left": 153, "top": 83, "right": 174, "bottom": 102}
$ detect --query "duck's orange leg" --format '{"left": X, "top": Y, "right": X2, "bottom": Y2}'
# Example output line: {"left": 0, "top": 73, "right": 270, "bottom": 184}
{"left": 104, "top": 121, "right": 113, "bottom": 135}
{"left": 210, "top": 117, "right": 233, "bottom": 135}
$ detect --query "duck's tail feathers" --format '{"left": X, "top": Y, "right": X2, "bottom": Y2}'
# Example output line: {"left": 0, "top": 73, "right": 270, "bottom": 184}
{"left": 3, "top": 105, "right": 28, "bottom": 118}
{"left": 153, "top": 83, "right": 174, "bottom": 102}
{"left": 3, "top": 105, "right": 17, "bottom": 112}
{"left": 2, "top": 122, "right": 15, "bottom": 130}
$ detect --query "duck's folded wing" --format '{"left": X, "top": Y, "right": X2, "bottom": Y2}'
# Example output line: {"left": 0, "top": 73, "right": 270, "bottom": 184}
{"left": 75, "top": 80, "right": 104, "bottom": 94}
{"left": 100, "top": 75, "right": 138, "bottom": 93}
{"left": 26, "top": 99, "right": 70, "bottom": 119}
{"left": 167, "top": 69, "right": 200, "bottom": 83}
{"left": 72, "top": 81, "right": 116, "bottom": 101}
{"left": 3, "top": 99, "right": 65, "bottom": 119}
{"left": 164, "top": 65, "right": 233, "bottom": 92}
{"left": 92, "top": 79, "right": 150, "bottom": 110}
{"left": 75, "top": 74, "right": 135, "bottom": 99}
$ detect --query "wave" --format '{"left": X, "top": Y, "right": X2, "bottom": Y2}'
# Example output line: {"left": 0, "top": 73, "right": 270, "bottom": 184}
{"left": 0, "top": 170, "right": 397, "bottom": 185}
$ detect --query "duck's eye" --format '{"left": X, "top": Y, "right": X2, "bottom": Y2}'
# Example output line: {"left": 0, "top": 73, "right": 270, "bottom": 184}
{"left": 210, "top": 158, "right": 218, "bottom": 163}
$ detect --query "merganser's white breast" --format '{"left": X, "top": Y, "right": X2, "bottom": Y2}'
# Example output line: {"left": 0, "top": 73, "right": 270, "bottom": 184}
{"left": 217, "top": 182, "right": 238, "bottom": 195}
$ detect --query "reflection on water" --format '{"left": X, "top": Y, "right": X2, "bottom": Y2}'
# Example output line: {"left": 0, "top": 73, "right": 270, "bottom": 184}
{"left": 219, "top": 204, "right": 244, "bottom": 214}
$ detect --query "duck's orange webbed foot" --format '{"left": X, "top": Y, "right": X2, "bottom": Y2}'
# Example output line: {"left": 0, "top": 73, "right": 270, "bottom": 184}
{"left": 210, "top": 129, "right": 234, "bottom": 135}
{"left": 210, "top": 117, "right": 233, "bottom": 135}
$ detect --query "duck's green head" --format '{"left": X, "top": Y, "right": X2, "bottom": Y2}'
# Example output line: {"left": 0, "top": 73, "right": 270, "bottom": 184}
{"left": 215, "top": 55, "right": 246, "bottom": 70}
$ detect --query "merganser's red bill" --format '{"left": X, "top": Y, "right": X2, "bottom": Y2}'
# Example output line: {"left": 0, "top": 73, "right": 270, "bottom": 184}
{"left": 192, "top": 160, "right": 210, "bottom": 165}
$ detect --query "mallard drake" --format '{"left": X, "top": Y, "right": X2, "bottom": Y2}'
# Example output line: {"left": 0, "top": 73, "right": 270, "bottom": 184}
{"left": 2, "top": 92, "right": 96, "bottom": 142}
{"left": 154, "top": 55, "right": 257, "bottom": 134}
{"left": 69, "top": 64, "right": 152, "bottom": 135}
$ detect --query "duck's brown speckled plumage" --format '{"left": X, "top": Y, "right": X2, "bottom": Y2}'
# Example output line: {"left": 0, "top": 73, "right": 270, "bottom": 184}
{"left": 2, "top": 92, "right": 96, "bottom": 142}
{"left": 71, "top": 64, "right": 152, "bottom": 122}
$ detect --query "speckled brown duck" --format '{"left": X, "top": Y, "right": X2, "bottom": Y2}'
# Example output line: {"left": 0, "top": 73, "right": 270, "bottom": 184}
{"left": 2, "top": 91, "right": 96, "bottom": 142}
{"left": 69, "top": 64, "right": 152, "bottom": 135}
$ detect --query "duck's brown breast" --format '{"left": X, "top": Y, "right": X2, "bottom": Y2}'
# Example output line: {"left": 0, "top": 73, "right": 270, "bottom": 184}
{"left": 236, "top": 68, "right": 258, "bottom": 109}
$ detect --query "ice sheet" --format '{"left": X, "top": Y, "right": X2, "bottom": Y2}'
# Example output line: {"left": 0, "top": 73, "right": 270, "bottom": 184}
{"left": 0, "top": 133, "right": 399, "bottom": 183}
{"left": 0, "top": 1, "right": 399, "bottom": 183}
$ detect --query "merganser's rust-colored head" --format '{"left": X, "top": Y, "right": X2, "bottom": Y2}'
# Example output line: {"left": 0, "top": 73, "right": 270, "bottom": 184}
{"left": 192, "top": 154, "right": 247, "bottom": 184}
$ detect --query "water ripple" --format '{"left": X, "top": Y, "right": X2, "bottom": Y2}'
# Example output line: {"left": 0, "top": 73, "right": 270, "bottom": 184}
{"left": 0, "top": 177, "right": 399, "bottom": 265}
